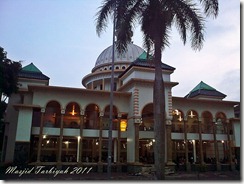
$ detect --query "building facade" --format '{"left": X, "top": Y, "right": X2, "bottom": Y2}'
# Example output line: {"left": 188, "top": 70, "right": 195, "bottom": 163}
{"left": 3, "top": 43, "right": 240, "bottom": 171}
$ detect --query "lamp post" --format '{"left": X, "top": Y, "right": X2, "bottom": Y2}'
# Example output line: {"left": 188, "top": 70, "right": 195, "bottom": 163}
{"left": 108, "top": 1, "right": 116, "bottom": 179}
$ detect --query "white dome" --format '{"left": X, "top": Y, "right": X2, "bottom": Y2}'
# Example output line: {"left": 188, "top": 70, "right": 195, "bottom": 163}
{"left": 95, "top": 43, "right": 144, "bottom": 67}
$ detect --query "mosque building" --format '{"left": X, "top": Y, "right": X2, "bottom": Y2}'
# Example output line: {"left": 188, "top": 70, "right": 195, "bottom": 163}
{"left": 3, "top": 43, "right": 240, "bottom": 172}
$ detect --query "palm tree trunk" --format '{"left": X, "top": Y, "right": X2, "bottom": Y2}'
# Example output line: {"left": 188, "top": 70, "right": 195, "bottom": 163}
{"left": 153, "top": 38, "right": 166, "bottom": 180}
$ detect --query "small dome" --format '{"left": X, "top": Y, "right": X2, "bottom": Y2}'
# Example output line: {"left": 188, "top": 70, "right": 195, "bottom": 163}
{"left": 95, "top": 43, "right": 145, "bottom": 67}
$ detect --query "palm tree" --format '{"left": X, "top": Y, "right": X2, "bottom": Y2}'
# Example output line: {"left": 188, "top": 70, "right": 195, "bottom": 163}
{"left": 96, "top": 0, "right": 218, "bottom": 180}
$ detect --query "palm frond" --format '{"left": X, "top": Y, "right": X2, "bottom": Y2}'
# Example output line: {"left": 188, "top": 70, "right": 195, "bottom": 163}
{"left": 199, "top": 0, "right": 219, "bottom": 18}
{"left": 168, "top": 0, "right": 205, "bottom": 51}
{"left": 116, "top": 0, "right": 144, "bottom": 54}
{"left": 95, "top": 0, "right": 116, "bottom": 37}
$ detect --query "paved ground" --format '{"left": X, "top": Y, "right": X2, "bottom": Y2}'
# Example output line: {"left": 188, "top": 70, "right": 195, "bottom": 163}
{"left": 1, "top": 170, "right": 241, "bottom": 181}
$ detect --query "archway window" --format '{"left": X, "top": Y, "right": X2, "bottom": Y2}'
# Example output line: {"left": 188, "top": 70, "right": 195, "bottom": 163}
{"left": 43, "top": 101, "right": 61, "bottom": 128}
{"left": 201, "top": 111, "right": 213, "bottom": 133}
{"left": 64, "top": 102, "right": 81, "bottom": 128}
{"left": 103, "top": 105, "right": 118, "bottom": 130}
{"left": 215, "top": 112, "right": 227, "bottom": 134}
{"left": 84, "top": 104, "right": 100, "bottom": 129}
{"left": 187, "top": 110, "right": 199, "bottom": 133}
{"left": 140, "top": 104, "right": 154, "bottom": 131}
{"left": 172, "top": 109, "right": 184, "bottom": 133}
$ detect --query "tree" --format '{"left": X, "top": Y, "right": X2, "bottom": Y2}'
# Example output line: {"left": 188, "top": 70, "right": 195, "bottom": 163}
{"left": 95, "top": 0, "right": 218, "bottom": 180}
{"left": 0, "top": 47, "right": 22, "bottom": 102}
{"left": 0, "top": 47, "right": 22, "bottom": 157}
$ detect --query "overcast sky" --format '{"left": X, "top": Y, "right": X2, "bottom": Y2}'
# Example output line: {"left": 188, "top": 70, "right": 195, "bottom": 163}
{"left": 0, "top": 0, "right": 240, "bottom": 101}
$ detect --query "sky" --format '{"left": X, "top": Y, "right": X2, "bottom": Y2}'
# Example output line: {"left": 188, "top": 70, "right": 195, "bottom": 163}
{"left": 0, "top": 0, "right": 241, "bottom": 102}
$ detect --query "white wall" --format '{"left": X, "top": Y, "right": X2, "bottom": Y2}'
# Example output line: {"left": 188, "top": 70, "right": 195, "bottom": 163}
{"left": 15, "top": 108, "right": 33, "bottom": 142}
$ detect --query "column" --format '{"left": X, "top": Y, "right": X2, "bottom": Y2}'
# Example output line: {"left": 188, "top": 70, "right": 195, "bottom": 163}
{"left": 36, "top": 108, "right": 45, "bottom": 163}
{"left": 98, "top": 111, "right": 104, "bottom": 163}
{"left": 166, "top": 120, "right": 174, "bottom": 165}
{"left": 134, "top": 117, "right": 140, "bottom": 163}
{"left": 117, "top": 113, "right": 122, "bottom": 163}
{"left": 77, "top": 136, "right": 80, "bottom": 162}
{"left": 57, "top": 109, "right": 65, "bottom": 164}
{"left": 102, "top": 78, "right": 105, "bottom": 90}
{"left": 198, "top": 120, "right": 204, "bottom": 164}
{"left": 184, "top": 119, "right": 190, "bottom": 171}
{"left": 78, "top": 110, "right": 85, "bottom": 164}
{"left": 113, "top": 140, "right": 117, "bottom": 162}
{"left": 213, "top": 120, "right": 221, "bottom": 171}
{"left": 193, "top": 140, "right": 196, "bottom": 163}
{"left": 226, "top": 120, "right": 234, "bottom": 170}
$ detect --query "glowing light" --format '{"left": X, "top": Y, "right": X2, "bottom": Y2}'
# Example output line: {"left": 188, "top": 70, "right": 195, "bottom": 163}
{"left": 178, "top": 115, "right": 183, "bottom": 122}
{"left": 189, "top": 111, "right": 195, "bottom": 118}
{"left": 120, "top": 120, "right": 127, "bottom": 131}
{"left": 70, "top": 105, "right": 77, "bottom": 116}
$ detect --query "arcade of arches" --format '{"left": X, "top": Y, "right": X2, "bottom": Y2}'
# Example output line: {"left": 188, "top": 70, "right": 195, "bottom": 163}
{"left": 30, "top": 101, "right": 236, "bottom": 168}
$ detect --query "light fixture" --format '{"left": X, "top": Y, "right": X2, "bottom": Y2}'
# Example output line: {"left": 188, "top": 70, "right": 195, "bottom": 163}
{"left": 174, "top": 109, "right": 179, "bottom": 116}
{"left": 120, "top": 120, "right": 127, "bottom": 131}
{"left": 70, "top": 105, "right": 77, "bottom": 116}
{"left": 189, "top": 111, "right": 195, "bottom": 118}
{"left": 178, "top": 114, "right": 183, "bottom": 122}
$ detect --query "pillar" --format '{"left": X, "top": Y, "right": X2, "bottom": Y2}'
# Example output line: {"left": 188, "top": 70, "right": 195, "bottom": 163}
{"left": 166, "top": 120, "right": 174, "bottom": 164}
{"left": 78, "top": 110, "right": 85, "bottom": 164}
{"left": 184, "top": 119, "right": 191, "bottom": 171}
{"left": 113, "top": 139, "right": 117, "bottom": 162}
{"left": 117, "top": 113, "right": 122, "bottom": 163}
{"left": 57, "top": 109, "right": 65, "bottom": 164}
{"left": 36, "top": 108, "right": 45, "bottom": 163}
{"left": 134, "top": 117, "right": 140, "bottom": 163}
{"left": 226, "top": 120, "right": 235, "bottom": 170}
{"left": 213, "top": 120, "right": 221, "bottom": 171}
{"left": 98, "top": 111, "right": 104, "bottom": 163}
{"left": 198, "top": 120, "right": 204, "bottom": 164}
{"left": 192, "top": 140, "right": 197, "bottom": 163}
